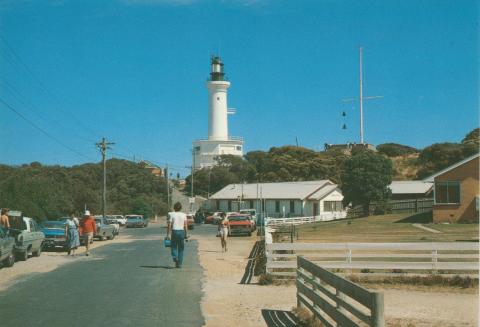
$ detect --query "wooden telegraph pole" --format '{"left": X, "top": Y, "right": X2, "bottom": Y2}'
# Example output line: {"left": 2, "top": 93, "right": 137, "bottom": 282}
{"left": 96, "top": 137, "right": 115, "bottom": 218}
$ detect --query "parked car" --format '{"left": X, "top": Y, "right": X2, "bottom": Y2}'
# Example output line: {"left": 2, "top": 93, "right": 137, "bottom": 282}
{"left": 105, "top": 218, "right": 120, "bottom": 235}
{"left": 239, "top": 209, "right": 257, "bottom": 231}
{"left": 125, "top": 215, "right": 147, "bottom": 228}
{"left": 41, "top": 221, "right": 67, "bottom": 249}
{"left": 108, "top": 215, "right": 127, "bottom": 226}
{"left": 186, "top": 214, "right": 194, "bottom": 230}
{"left": 8, "top": 211, "right": 45, "bottom": 261}
{"left": 228, "top": 214, "right": 254, "bottom": 236}
{"left": 205, "top": 212, "right": 223, "bottom": 224}
{"left": 93, "top": 216, "right": 116, "bottom": 241}
{"left": 0, "top": 226, "right": 15, "bottom": 268}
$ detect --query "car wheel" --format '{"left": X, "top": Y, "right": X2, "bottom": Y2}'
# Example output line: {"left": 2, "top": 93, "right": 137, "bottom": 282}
{"left": 17, "top": 250, "right": 28, "bottom": 261}
{"left": 32, "top": 246, "right": 42, "bottom": 257}
{"left": 100, "top": 235, "right": 106, "bottom": 241}
{"left": 3, "top": 253, "right": 15, "bottom": 267}
{"left": 108, "top": 233, "right": 115, "bottom": 240}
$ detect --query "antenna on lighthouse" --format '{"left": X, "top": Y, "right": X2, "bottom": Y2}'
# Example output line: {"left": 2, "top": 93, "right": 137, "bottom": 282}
{"left": 341, "top": 47, "right": 383, "bottom": 144}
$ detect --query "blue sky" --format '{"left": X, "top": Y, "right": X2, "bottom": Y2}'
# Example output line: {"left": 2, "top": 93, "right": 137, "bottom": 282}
{"left": 0, "top": 0, "right": 478, "bottom": 176}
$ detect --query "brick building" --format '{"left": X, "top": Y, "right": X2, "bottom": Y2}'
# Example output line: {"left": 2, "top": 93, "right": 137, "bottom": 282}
{"left": 425, "top": 153, "right": 479, "bottom": 223}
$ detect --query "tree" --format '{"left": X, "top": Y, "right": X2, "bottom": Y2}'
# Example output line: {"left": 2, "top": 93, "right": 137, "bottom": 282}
{"left": 341, "top": 151, "right": 393, "bottom": 215}
{"left": 462, "top": 128, "right": 480, "bottom": 146}
{"left": 0, "top": 159, "right": 168, "bottom": 220}
{"left": 416, "top": 142, "right": 478, "bottom": 179}
{"left": 377, "top": 143, "right": 418, "bottom": 157}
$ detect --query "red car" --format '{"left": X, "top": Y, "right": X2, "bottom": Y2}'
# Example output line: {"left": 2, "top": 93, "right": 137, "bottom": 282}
{"left": 228, "top": 214, "right": 253, "bottom": 236}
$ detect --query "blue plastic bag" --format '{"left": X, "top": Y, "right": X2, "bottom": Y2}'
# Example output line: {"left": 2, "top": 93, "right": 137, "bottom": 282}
{"left": 164, "top": 237, "right": 171, "bottom": 248}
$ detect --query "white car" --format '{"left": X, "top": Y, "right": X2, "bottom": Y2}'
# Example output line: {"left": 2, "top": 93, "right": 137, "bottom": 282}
{"left": 111, "top": 215, "right": 127, "bottom": 226}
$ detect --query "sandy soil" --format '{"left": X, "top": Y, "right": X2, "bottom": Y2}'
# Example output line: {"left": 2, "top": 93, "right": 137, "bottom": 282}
{"left": 197, "top": 234, "right": 479, "bottom": 327}
{"left": 196, "top": 234, "right": 296, "bottom": 327}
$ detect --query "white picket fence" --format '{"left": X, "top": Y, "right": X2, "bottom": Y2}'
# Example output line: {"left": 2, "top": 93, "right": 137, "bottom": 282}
{"left": 265, "top": 235, "right": 479, "bottom": 277}
{"left": 265, "top": 212, "right": 347, "bottom": 227}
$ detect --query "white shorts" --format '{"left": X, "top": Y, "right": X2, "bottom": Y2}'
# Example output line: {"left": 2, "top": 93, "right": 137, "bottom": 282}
{"left": 220, "top": 227, "right": 229, "bottom": 238}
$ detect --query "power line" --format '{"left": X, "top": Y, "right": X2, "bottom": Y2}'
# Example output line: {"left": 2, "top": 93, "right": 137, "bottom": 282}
{"left": 0, "top": 34, "right": 103, "bottom": 139}
{"left": 0, "top": 79, "right": 96, "bottom": 144}
{"left": 0, "top": 97, "right": 93, "bottom": 161}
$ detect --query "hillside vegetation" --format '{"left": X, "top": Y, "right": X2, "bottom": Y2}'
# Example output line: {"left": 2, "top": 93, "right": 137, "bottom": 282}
{"left": 0, "top": 159, "right": 168, "bottom": 220}
{"left": 187, "top": 128, "right": 479, "bottom": 196}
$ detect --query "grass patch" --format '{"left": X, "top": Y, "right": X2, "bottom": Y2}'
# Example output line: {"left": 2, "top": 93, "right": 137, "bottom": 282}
{"left": 292, "top": 307, "right": 324, "bottom": 327}
{"left": 258, "top": 273, "right": 273, "bottom": 285}
{"left": 348, "top": 274, "right": 478, "bottom": 288}
{"left": 295, "top": 213, "right": 478, "bottom": 243}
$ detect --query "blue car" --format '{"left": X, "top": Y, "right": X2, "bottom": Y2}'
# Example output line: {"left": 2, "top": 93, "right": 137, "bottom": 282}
{"left": 41, "top": 221, "right": 67, "bottom": 249}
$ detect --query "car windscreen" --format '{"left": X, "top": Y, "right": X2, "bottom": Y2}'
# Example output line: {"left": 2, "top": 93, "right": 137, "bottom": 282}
{"left": 228, "top": 216, "right": 249, "bottom": 222}
{"left": 240, "top": 210, "right": 255, "bottom": 215}
{"left": 42, "top": 221, "right": 65, "bottom": 228}
{"left": 127, "top": 216, "right": 141, "bottom": 220}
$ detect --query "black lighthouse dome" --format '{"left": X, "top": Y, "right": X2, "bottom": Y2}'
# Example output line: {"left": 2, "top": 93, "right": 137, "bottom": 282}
{"left": 209, "top": 55, "right": 226, "bottom": 81}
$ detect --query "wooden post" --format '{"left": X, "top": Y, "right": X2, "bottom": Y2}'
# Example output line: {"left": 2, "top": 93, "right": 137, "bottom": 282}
{"left": 371, "top": 292, "right": 385, "bottom": 327}
{"left": 297, "top": 256, "right": 302, "bottom": 308}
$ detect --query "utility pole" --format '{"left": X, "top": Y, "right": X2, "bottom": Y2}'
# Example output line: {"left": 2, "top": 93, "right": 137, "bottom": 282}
{"left": 165, "top": 164, "right": 170, "bottom": 210}
{"left": 96, "top": 137, "right": 114, "bottom": 218}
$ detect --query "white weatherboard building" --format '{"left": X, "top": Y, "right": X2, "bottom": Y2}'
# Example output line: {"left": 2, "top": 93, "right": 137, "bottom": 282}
{"left": 192, "top": 56, "right": 243, "bottom": 169}
{"left": 209, "top": 180, "right": 347, "bottom": 220}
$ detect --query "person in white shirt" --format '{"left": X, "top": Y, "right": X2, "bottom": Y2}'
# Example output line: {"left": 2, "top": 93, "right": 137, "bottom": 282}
{"left": 167, "top": 202, "right": 188, "bottom": 268}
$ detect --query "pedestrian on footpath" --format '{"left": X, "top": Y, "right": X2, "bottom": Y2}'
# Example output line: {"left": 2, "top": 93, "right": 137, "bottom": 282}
{"left": 218, "top": 212, "right": 230, "bottom": 252}
{"left": 167, "top": 202, "right": 188, "bottom": 268}
{"left": 0, "top": 208, "right": 10, "bottom": 229}
{"left": 80, "top": 210, "right": 96, "bottom": 256}
{"left": 65, "top": 214, "right": 80, "bottom": 255}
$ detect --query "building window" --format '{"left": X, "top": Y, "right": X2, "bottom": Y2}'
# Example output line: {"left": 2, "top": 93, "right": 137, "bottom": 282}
{"left": 249, "top": 200, "right": 254, "bottom": 209}
{"left": 217, "top": 97, "right": 220, "bottom": 100}
{"left": 290, "top": 200, "right": 295, "bottom": 213}
{"left": 216, "top": 200, "right": 220, "bottom": 210}
{"left": 435, "top": 181, "right": 460, "bottom": 204}
{"left": 236, "top": 146, "right": 242, "bottom": 151}
{"left": 228, "top": 200, "right": 232, "bottom": 212}
{"left": 275, "top": 201, "right": 280, "bottom": 213}
{"left": 324, "top": 201, "right": 343, "bottom": 212}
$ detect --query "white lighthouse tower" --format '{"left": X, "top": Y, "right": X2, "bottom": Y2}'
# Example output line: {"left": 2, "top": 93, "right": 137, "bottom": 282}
{"left": 193, "top": 56, "right": 244, "bottom": 169}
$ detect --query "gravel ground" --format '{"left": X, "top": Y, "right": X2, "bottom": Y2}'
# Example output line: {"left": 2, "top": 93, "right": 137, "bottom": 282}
{"left": 196, "top": 233, "right": 479, "bottom": 327}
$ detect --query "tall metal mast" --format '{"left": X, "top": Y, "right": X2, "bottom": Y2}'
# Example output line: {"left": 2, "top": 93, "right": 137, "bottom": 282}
{"left": 342, "top": 47, "right": 383, "bottom": 144}
{"left": 359, "top": 47, "right": 364, "bottom": 144}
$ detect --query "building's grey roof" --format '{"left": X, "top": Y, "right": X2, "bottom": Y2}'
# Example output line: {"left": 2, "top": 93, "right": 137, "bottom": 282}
{"left": 423, "top": 153, "right": 480, "bottom": 182}
{"left": 389, "top": 181, "right": 433, "bottom": 194}
{"left": 210, "top": 180, "right": 336, "bottom": 200}
{"left": 308, "top": 184, "right": 341, "bottom": 200}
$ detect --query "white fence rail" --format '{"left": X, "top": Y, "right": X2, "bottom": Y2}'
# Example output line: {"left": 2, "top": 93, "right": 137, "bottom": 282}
{"left": 265, "top": 212, "right": 347, "bottom": 227}
{"left": 266, "top": 241, "right": 479, "bottom": 277}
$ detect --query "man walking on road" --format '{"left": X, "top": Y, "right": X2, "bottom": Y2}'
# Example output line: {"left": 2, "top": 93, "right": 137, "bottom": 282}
{"left": 167, "top": 202, "right": 188, "bottom": 268}
{"left": 81, "top": 210, "right": 96, "bottom": 256}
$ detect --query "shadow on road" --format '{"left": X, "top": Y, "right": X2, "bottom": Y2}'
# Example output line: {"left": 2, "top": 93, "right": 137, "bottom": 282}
{"left": 239, "top": 241, "right": 261, "bottom": 284}
{"left": 261, "top": 309, "right": 297, "bottom": 327}
{"left": 139, "top": 265, "right": 175, "bottom": 269}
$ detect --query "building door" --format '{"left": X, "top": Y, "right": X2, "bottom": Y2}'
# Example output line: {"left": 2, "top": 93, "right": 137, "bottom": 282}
{"left": 313, "top": 203, "right": 318, "bottom": 217}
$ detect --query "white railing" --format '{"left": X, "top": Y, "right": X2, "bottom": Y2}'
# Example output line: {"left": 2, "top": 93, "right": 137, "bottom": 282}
{"left": 266, "top": 241, "right": 479, "bottom": 277}
{"left": 265, "top": 212, "right": 347, "bottom": 227}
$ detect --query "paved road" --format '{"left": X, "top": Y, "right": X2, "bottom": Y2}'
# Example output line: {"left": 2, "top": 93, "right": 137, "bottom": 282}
{"left": 0, "top": 223, "right": 217, "bottom": 327}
